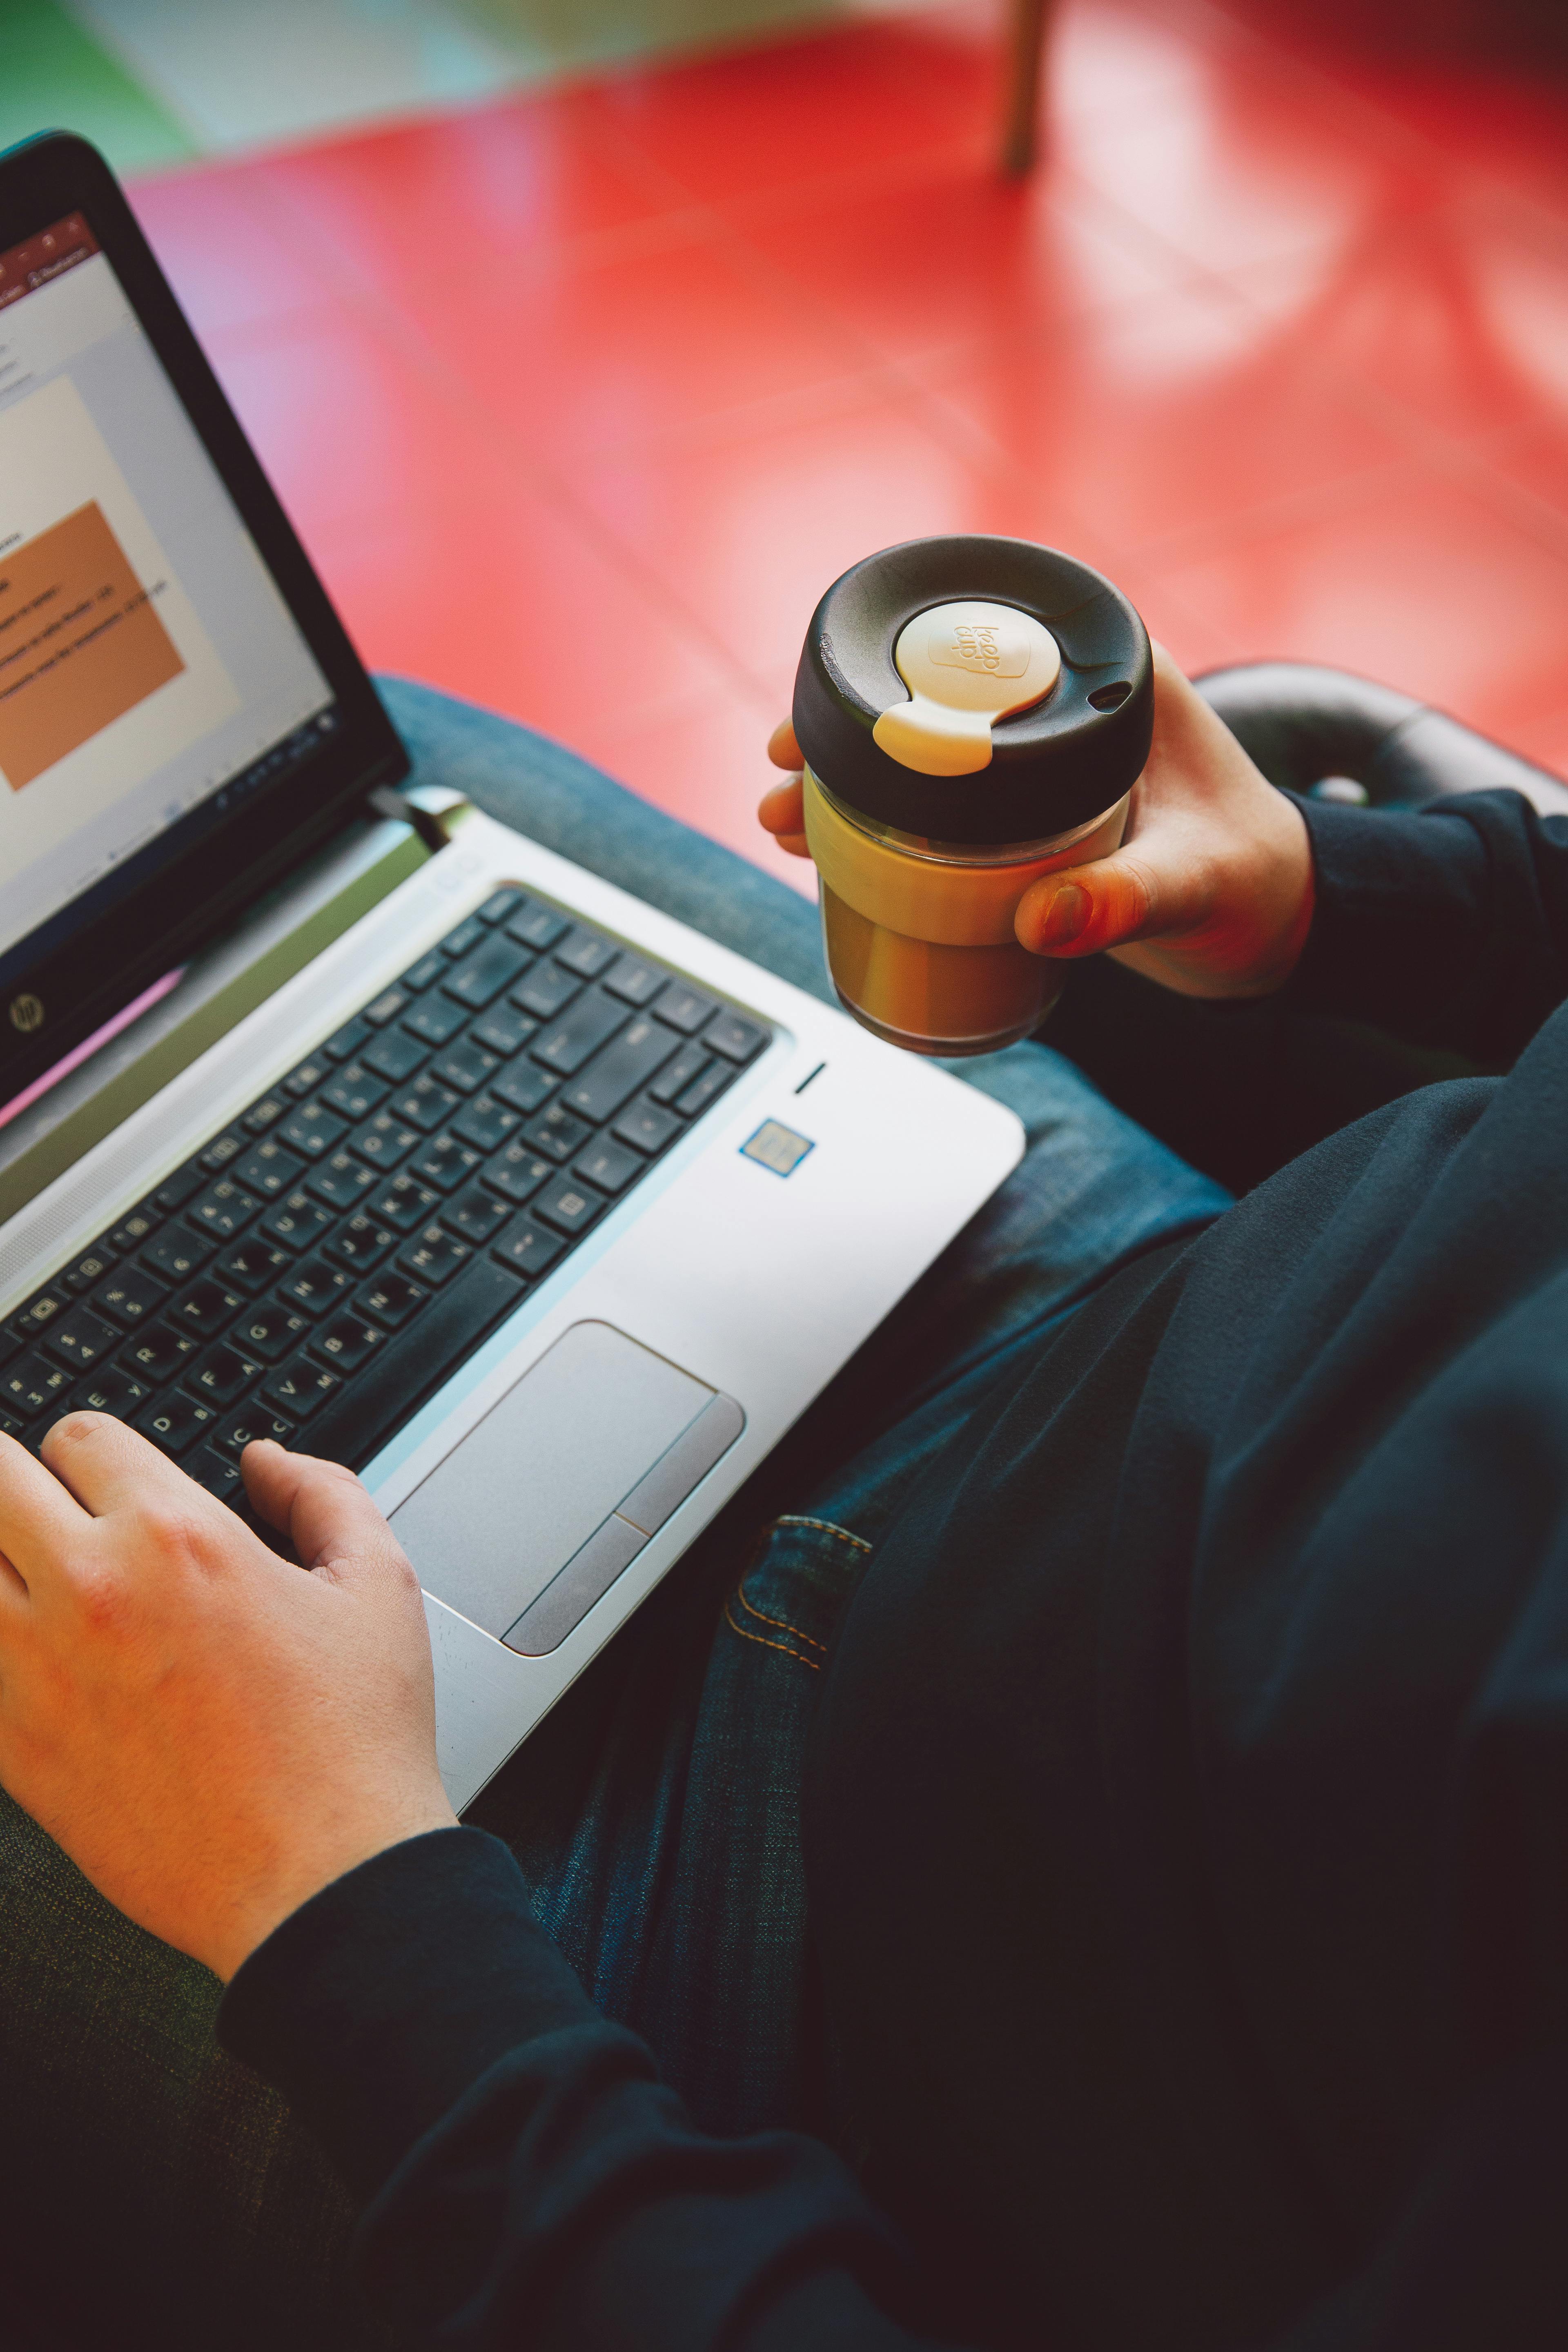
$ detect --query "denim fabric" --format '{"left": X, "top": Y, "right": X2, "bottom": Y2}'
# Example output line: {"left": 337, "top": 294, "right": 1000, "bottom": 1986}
{"left": 0, "top": 682, "right": 1229, "bottom": 2350}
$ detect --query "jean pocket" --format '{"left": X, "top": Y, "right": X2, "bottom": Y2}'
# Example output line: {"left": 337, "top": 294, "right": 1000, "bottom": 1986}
{"left": 722, "top": 1514, "right": 872, "bottom": 1674}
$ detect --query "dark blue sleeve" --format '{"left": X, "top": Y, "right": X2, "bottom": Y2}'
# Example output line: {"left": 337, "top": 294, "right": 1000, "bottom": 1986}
{"left": 217, "top": 1829, "right": 951, "bottom": 2351}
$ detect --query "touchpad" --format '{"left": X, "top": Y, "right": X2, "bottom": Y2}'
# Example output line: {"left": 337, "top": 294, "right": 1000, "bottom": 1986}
{"left": 391, "top": 1320, "right": 744, "bottom": 1653}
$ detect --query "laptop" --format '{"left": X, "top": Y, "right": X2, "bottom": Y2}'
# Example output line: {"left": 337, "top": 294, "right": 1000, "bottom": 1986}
{"left": 0, "top": 133, "right": 1024, "bottom": 1809}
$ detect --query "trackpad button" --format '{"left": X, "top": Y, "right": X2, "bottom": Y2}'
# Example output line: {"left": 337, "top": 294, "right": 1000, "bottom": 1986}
{"left": 392, "top": 1321, "right": 719, "bottom": 1639}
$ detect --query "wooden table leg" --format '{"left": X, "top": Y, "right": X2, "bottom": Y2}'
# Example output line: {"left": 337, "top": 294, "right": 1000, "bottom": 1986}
{"left": 1001, "top": 0, "right": 1054, "bottom": 176}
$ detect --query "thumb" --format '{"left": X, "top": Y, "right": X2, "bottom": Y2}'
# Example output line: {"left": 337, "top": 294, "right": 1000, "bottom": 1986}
{"left": 1015, "top": 852, "right": 1158, "bottom": 960}
{"left": 241, "top": 1441, "right": 405, "bottom": 1584}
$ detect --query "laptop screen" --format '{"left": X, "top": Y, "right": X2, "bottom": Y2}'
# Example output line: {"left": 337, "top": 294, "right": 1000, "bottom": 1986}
{"left": 0, "top": 209, "right": 336, "bottom": 983}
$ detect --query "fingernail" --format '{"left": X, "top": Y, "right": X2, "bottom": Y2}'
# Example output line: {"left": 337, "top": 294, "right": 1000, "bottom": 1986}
{"left": 1039, "top": 884, "right": 1090, "bottom": 948}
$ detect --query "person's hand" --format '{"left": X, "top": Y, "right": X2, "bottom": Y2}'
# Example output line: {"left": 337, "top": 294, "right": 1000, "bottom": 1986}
{"left": 0, "top": 1417, "right": 457, "bottom": 1982}
{"left": 759, "top": 644, "right": 1315, "bottom": 1000}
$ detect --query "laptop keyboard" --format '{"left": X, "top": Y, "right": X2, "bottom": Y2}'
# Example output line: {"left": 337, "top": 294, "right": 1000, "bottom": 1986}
{"left": 0, "top": 886, "right": 770, "bottom": 1516}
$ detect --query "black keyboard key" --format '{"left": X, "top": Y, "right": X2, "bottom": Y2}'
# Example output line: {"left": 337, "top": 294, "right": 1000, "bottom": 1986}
{"left": 439, "top": 915, "right": 487, "bottom": 960}
{"left": 200, "top": 1132, "right": 246, "bottom": 1173}
{"left": 440, "top": 1183, "right": 511, "bottom": 1245}
{"left": 362, "top": 1027, "right": 428, "bottom": 1084}
{"left": 136, "top": 1391, "right": 219, "bottom": 1457}
{"left": 506, "top": 903, "right": 568, "bottom": 952}
{"left": 557, "top": 929, "right": 618, "bottom": 980}
{"left": 189, "top": 1446, "right": 244, "bottom": 1501}
{"left": 279, "top": 1256, "right": 355, "bottom": 1317}
{"left": 278, "top": 1101, "right": 347, "bottom": 1160}
{"left": 397, "top": 1225, "right": 471, "bottom": 1287}
{"left": 324, "top": 1214, "right": 395, "bottom": 1274}
{"left": 245, "top": 1091, "right": 289, "bottom": 1134}
{"left": 169, "top": 1281, "right": 247, "bottom": 1340}
{"left": 704, "top": 1011, "right": 767, "bottom": 1063}
{"left": 367, "top": 1174, "right": 440, "bottom": 1232}
{"left": 92, "top": 1268, "right": 169, "bottom": 1327}
{"left": 403, "top": 995, "right": 467, "bottom": 1047}
{"left": 482, "top": 1141, "right": 551, "bottom": 1205}
{"left": 305, "top": 1149, "right": 379, "bottom": 1210}
{"left": 493, "top": 1060, "right": 556, "bottom": 1116}
{"left": 574, "top": 1137, "right": 642, "bottom": 1195}
{"left": 390, "top": 1073, "right": 461, "bottom": 1132}
{"left": 319, "top": 1062, "right": 388, "bottom": 1121}
{"left": 262, "top": 1355, "right": 342, "bottom": 1422}
{"left": 531, "top": 991, "right": 627, "bottom": 1077}
{"left": 653, "top": 982, "right": 716, "bottom": 1034}
{"left": 442, "top": 936, "right": 529, "bottom": 1009}
{"left": 523, "top": 1103, "right": 592, "bottom": 1164}
{"left": 120, "top": 1324, "right": 201, "bottom": 1383}
{"left": 233, "top": 1300, "right": 312, "bottom": 1363}
{"left": 62, "top": 1243, "right": 116, "bottom": 1296}
{"left": 0, "top": 1333, "right": 21, "bottom": 1372}
{"left": 613, "top": 1097, "right": 682, "bottom": 1155}
{"left": 430, "top": 1039, "right": 500, "bottom": 1095}
{"left": 261, "top": 1190, "right": 336, "bottom": 1251}
{"left": 308, "top": 1259, "right": 525, "bottom": 1472}
{"left": 409, "top": 1132, "right": 483, "bottom": 1193}
{"left": 110, "top": 1205, "right": 159, "bottom": 1254}
{"left": 234, "top": 1140, "right": 305, "bottom": 1198}
{"left": 357, "top": 1272, "right": 428, "bottom": 1329}
{"left": 185, "top": 1345, "right": 262, "bottom": 1408}
{"left": 453, "top": 1094, "right": 521, "bottom": 1153}
{"left": 561, "top": 1012, "right": 678, "bottom": 1123}
{"left": 604, "top": 954, "right": 663, "bottom": 1007}
{"left": 324, "top": 1015, "right": 371, "bottom": 1061}
{"left": 513, "top": 962, "right": 580, "bottom": 1020}
{"left": 647, "top": 1041, "right": 711, "bottom": 1105}
{"left": 477, "top": 886, "right": 523, "bottom": 926}
{"left": 155, "top": 1164, "right": 205, "bottom": 1212}
{"left": 216, "top": 1406, "right": 294, "bottom": 1458}
{"left": 307, "top": 1314, "right": 386, "bottom": 1375}
{"left": 76, "top": 1366, "right": 151, "bottom": 1417}
{"left": 363, "top": 985, "right": 411, "bottom": 1027}
{"left": 187, "top": 1180, "right": 261, "bottom": 1241}
{"left": 283, "top": 1054, "right": 332, "bottom": 1098}
{"left": 1, "top": 1352, "right": 74, "bottom": 1420}
{"left": 472, "top": 1004, "right": 536, "bottom": 1058}
{"left": 350, "top": 1110, "right": 421, "bottom": 1169}
{"left": 12, "top": 1291, "right": 67, "bottom": 1341}
{"left": 493, "top": 1216, "right": 566, "bottom": 1280}
{"left": 401, "top": 951, "right": 447, "bottom": 992}
{"left": 142, "top": 1226, "right": 216, "bottom": 1284}
{"left": 532, "top": 1176, "right": 606, "bottom": 1238}
{"left": 676, "top": 1063, "right": 735, "bottom": 1117}
{"left": 216, "top": 1238, "right": 292, "bottom": 1294}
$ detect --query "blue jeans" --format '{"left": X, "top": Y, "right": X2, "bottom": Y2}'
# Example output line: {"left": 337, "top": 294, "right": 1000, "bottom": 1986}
{"left": 0, "top": 681, "right": 1229, "bottom": 2351}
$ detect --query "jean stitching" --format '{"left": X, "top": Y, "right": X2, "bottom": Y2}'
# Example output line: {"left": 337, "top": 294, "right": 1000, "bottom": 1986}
{"left": 736, "top": 1581, "right": 829, "bottom": 1653}
{"left": 722, "top": 1594, "right": 821, "bottom": 1671}
{"left": 773, "top": 1515, "right": 871, "bottom": 1555}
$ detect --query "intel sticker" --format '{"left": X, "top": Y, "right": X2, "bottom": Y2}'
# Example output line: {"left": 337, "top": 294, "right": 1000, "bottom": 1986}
{"left": 741, "top": 1120, "right": 814, "bottom": 1177}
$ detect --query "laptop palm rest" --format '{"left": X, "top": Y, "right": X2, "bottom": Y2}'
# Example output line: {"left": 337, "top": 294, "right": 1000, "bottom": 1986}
{"left": 390, "top": 1321, "right": 744, "bottom": 1657}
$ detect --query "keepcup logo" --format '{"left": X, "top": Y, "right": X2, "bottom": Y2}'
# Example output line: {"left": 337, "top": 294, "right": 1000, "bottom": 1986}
{"left": 931, "top": 620, "right": 1030, "bottom": 679}
{"left": 9, "top": 992, "right": 44, "bottom": 1034}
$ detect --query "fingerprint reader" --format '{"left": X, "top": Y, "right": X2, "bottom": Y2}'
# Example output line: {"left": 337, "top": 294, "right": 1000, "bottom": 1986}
{"left": 742, "top": 1120, "right": 814, "bottom": 1176}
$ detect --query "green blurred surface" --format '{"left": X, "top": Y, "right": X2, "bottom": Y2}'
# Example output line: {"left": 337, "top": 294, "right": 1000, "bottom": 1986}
{"left": 0, "top": 0, "right": 194, "bottom": 173}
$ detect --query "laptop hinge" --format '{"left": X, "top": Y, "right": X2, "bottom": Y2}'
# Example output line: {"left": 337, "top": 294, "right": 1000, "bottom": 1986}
{"left": 368, "top": 784, "right": 455, "bottom": 855}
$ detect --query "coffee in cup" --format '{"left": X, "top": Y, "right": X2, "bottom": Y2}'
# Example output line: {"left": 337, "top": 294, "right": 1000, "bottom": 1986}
{"left": 791, "top": 535, "right": 1153, "bottom": 1056}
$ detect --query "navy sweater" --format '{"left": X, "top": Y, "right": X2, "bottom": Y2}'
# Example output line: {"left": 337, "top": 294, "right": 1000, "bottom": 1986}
{"left": 222, "top": 789, "right": 1568, "bottom": 2351}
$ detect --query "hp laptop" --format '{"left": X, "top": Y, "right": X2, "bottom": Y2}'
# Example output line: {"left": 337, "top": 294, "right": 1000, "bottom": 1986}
{"left": 0, "top": 133, "right": 1023, "bottom": 1808}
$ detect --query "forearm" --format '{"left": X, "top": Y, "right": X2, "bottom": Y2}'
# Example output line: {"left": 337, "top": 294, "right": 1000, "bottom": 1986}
{"left": 219, "top": 1831, "right": 955, "bottom": 2352}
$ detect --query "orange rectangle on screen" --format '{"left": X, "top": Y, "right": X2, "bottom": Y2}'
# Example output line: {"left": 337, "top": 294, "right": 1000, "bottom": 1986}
{"left": 0, "top": 501, "right": 185, "bottom": 789}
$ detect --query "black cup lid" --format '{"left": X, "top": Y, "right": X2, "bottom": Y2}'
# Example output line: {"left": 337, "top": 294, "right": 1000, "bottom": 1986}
{"left": 792, "top": 535, "right": 1153, "bottom": 843}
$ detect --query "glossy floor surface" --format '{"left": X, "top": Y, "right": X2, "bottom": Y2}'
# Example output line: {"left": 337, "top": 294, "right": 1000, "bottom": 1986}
{"left": 112, "top": 0, "right": 1568, "bottom": 881}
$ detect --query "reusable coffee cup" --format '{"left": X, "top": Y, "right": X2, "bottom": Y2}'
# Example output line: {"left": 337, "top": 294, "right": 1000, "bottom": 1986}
{"left": 791, "top": 535, "right": 1154, "bottom": 1056}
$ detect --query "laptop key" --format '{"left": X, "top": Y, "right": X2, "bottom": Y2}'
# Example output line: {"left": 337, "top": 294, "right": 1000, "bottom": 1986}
{"left": 390, "top": 1073, "right": 460, "bottom": 1132}
{"left": 62, "top": 1244, "right": 117, "bottom": 1296}
{"left": 440, "top": 1184, "right": 511, "bottom": 1245}
{"left": 477, "top": 887, "right": 523, "bottom": 927}
{"left": 532, "top": 991, "right": 628, "bottom": 1078}
{"left": 481, "top": 1142, "right": 550, "bottom": 1206}
{"left": 604, "top": 954, "right": 662, "bottom": 1007}
{"left": 91, "top": 1268, "right": 169, "bottom": 1327}
{"left": 350, "top": 1111, "right": 420, "bottom": 1169}
{"left": 324, "top": 1214, "right": 395, "bottom": 1273}
{"left": 647, "top": 1042, "right": 709, "bottom": 1105}
{"left": 561, "top": 1013, "right": 678, "bottom": 1124}
{"left": 472, "top": 1004, "right": 536, "bottom": 1058}
{"left": 261, "top": 1356, "right": 342, "bottom": 1421}
{"left": 305, "top": 1150, "right": 378, "bottom": 1209}
{"left": 216, "top": 1408, "right": 295, "bottom": 1459}
{"left": 492, "top": 1216, "right": 565, "bottom": 1281}
{"left": 169, "top": 1281, "right": 247, "bottom": 1339}
{"left": 513, "top": 962, "right": 580, "bottom": 1021}
{"left": 400, "top": 951, "right": 446, "bottom": 992}
{"left": 244, "top": 1092, "right": 289, "bottom": 1134}
{"left": 235, "top": 1140, "right": 305, "bottom": 1198}
{"left": 439, "top": 916, "right": 487, "bottom": 960}
{"left": 234, "top": 1301, "right": 312, "bottom": 1363}
{"left": 185, "top": 1345, "right": 263, "bottom": 1407}
{"left": 557, "top": 929, "right": 618, "bottom": 980}
{"left": 120, "top": 1324, "right": 201, "bottom": 1383}
{"left": 524, "top": 1104, "right": 592, "bottom": 1164}
{"left": 442, "top": 937, "right": 528, "bottom": 1009}
{"left": 154, "top": 1164, "right": 205, "bottom": 1212}
{"left": 675, "top": 1063, "right": 735, "bottom": 1118}
{"left": 324, "top": 1016, "right": 370, "bottom": 1062}
{"left": 136, "top": 1392, "right": 219, "bottom": 1457}
{"left": 110, "top": 1205, "right": 159, "bottom": 1254}
{"left": 356, "top": 1272, "right": 428, "bottom": 1329}
{"left": 493, "top": 1060, "right": 556, "bottom": 1116}
{"left": 397, "top": 1225, "right": 471, "bottom": 1288}
{"left": 261, "top": 1190, "right": 336, "bottom": 1251}
{"left": 702, "top": 1012, "right": 767, "bottom": 1064}
{"left": 533, "top": 1177, "right": 606, "bottom": 1239}
{"left": 411, "top": 1132, "right": 484, "bottom": 1192}
{"left": 12, "top": 1291, "right": 67, "bottom": 1341}
{"left": 320, "top": 1062, "right": 388, "bottom": 1121}
{"left": 76, "top": 1366, "right": 151, "bottom": 1418}
{"left": 367, "top": 1174, "right": 440, "bottom": 1233}
{"left": 307, "top": 1314, "right": 386, "bottom": 1375}
{"left": 574, "top": 1138, "right": 642, "bottom": 1195}
{"left": 363, "top": 985, "right": 410, "bottom": 1027}
{"left": 2, "top": 1352, "right": 74, "bottom": 1419}
{"left": 506, "top": 904, "right": 568, "bottom": 953}
{"left": 280, "top": 1256, "right": 355, "bottom": 1317}
{"left": 403, "top": 996, "right": 467, "bottom": 1048}
{"left": 216, "top": 1238, "right": 293, "bottom": 1293}
{"left": 612, "top": 1097, "right": 681, "bottom": 1155}
{"left": 283, "top": 1055, "right": 331, "bottom": 1098}
{"left": 652, "top": 982, "right": 715, "bottom": 1036}
{"left": 143, "top": 1226, "right": 217, "bottom": 1283}
{"left": 453, "top": 1094, "right": 520, "bottom": 1154}
{"left": 278, "top": 1101, "right": 347, "bottom": 1160}
{"left": 362, "top": 1027, "right": 428, "bottom": 1084}
{"left": 200, "top": 1133, "right": 246, "bottom": 1173}
{"left": 430, "top": 1040, "right": 499, "bottom": 1095}
{"left": 188, "top": 1180, "right": 262, "bottom": 1241}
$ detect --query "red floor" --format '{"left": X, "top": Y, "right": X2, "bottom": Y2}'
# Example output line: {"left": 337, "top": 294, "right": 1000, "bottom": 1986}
{"left": 127, "top": 0, "right": 1568, "bottom": 889}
